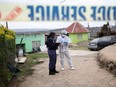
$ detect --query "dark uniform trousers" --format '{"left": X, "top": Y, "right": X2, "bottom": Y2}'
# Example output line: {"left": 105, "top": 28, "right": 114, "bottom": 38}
{"left": 48, "top": 50, "right": 56, "bottom": 70}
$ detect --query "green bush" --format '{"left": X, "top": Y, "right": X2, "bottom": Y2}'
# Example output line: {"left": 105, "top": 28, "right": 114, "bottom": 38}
{"left": 0, "top": 25, "right": 15, "bottom": 87}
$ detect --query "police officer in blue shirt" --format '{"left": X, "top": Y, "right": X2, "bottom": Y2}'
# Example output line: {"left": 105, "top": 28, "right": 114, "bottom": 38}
{"left": 46, "top": 32, "right": 59, "bottom": 75}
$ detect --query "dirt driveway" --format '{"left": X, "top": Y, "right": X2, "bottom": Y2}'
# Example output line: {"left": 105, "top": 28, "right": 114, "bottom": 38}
{"left": 18, "top": 50, "right": 116, "bottom": 87}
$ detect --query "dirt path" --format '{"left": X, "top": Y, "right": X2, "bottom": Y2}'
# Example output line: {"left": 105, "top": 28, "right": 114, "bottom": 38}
{"left": 18, "top": 50, "right": 116, "bottom": 87}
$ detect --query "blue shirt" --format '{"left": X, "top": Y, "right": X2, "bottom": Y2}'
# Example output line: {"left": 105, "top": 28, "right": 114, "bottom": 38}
{"left": 46, "top": 38, "right": 57, "bottom": 50}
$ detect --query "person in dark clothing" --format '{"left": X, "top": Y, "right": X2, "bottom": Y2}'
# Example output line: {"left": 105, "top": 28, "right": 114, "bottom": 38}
{"left": 46, "top": 32, "right": 59, "bottom": 75}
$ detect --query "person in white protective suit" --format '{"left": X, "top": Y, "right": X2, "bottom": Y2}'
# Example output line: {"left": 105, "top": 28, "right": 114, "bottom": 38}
{"left": 56, "top": 30, "right": 74, "bottom": 70}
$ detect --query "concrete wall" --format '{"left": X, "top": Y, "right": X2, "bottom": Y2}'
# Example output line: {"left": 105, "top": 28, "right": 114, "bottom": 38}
{"left": 69, "top": 33, "right": 89, "bottom": 44}
{"left": 16, "top": 34, "right": 45, "bottom": 52}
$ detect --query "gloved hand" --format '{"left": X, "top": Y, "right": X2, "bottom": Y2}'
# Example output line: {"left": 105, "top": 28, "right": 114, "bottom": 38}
{"left": 64, "top": 42, "right": 68, "bottom": 46}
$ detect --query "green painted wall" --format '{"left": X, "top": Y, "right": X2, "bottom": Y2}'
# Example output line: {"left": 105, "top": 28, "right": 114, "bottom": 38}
{"left": 69, "top": 33, "right": 89, "bottom": 44}
{"left": 16, "top": 34, "right": 45, "bottom": 52}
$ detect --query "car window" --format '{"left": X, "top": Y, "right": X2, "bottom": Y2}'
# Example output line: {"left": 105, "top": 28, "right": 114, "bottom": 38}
{"left": 91, "top": 38, "right": 100, "bottom": 42}
{"left": 111, "top": 36, "right": 116, "bottom": 41}
{"left": 101, "top": 37, "right": 111, "bottom": 41}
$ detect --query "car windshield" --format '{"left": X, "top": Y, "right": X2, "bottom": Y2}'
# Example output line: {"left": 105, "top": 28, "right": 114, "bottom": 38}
{"left": 101, "top": 37, "right": 111, "bottom": 41}
{"left": 91, "top": 38, "right": 100, "bottom": 42}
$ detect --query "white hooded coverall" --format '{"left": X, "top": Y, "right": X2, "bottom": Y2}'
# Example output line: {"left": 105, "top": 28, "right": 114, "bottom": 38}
{"left": 56, "top": 35, "right": 74, "bottom": 68}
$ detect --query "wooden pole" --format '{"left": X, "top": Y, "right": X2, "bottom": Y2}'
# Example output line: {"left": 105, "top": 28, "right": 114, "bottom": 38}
{"left": 6, "top": 21, "right": 8, "bottom": 29}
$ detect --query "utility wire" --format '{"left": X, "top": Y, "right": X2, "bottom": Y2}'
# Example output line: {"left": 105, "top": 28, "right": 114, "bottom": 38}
{"left": 59, "top": 0, "right": 66, "bottom": 4}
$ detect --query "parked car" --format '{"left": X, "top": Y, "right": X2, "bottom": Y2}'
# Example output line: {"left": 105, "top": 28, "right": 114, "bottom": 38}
{"left": 88, "top": 36, "right": 116, "bottom": 51}
{"left": 88, "top": 38, "right": 100, "bottom": 50}
{"left": 97, "top": 36, "right": 116, "bottom": 50}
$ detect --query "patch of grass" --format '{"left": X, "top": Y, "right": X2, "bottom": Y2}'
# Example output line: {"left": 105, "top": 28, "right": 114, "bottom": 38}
{"left": 27, "top": 52, "right": 48, "bottom": 59}
{"left": 69, "top": 41, "right": 89, "bottom": 50}
{"left": 77, "top": 46, "right": 88, "bottom": 50}
{"left": 8, "top": 52, "right": 48, "bottom": 87}
{"left": 18, "top": 52, "right": 48, "bottom": 76}
{"left": 70, "top": 46, "right": 88, "bottom": 50}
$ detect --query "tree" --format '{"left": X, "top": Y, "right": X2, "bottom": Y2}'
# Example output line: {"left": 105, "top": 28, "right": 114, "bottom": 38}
{"left": 97, "top": 22, "right": 111, "bottom": 37}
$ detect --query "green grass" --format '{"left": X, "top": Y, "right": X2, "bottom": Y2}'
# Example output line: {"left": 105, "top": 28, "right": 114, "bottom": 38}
{"left": 69, "top": 41, "right": 89, "bottom": 50}
{"left": 18, "top": 52, "right": 48, "bottom": 76}
{"left": 70, "top": 46, "right": 88, "bottom": 50}
{"left": 27, "top": 52, "right": 48, "bottom": 59}
{"left": 9, "top": 52, "right": 48, "bottom": 87}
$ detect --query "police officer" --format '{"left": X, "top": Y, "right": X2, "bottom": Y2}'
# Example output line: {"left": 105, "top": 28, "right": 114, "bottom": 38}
{"left": 46, "top": 32, "right": 59, "bottom": 75}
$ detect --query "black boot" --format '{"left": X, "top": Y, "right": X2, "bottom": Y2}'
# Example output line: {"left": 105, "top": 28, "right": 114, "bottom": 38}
{"left": 53, "top": 68, "right": 59, "bottom": 73}
{"left": 49, "top": 69, "right": 55, "bottom": 75}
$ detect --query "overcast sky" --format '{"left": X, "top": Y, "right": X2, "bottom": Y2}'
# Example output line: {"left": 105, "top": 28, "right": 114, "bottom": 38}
{"left": 1, "top": 0, "right": 116, "bottom": 5}
{"left": 0, "top": 0, "right": 116, "bottom": 29}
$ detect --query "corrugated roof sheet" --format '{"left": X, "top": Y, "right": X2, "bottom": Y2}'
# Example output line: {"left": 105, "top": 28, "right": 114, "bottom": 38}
{"left": 13, "top": 29, "right": 50, "bottom": 34}
{"left": 13, "top": 28, "right": 65, "bottom": 34}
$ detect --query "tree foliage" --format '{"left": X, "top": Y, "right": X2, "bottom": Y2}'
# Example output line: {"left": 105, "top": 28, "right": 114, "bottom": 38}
{"left": 97, "top": 22, "right": 116, "bottom": 37}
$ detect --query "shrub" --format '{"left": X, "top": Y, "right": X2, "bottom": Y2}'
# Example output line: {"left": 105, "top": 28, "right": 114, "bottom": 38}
{"left": 0, "top": 25, "right": 15, "bottom": 87}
